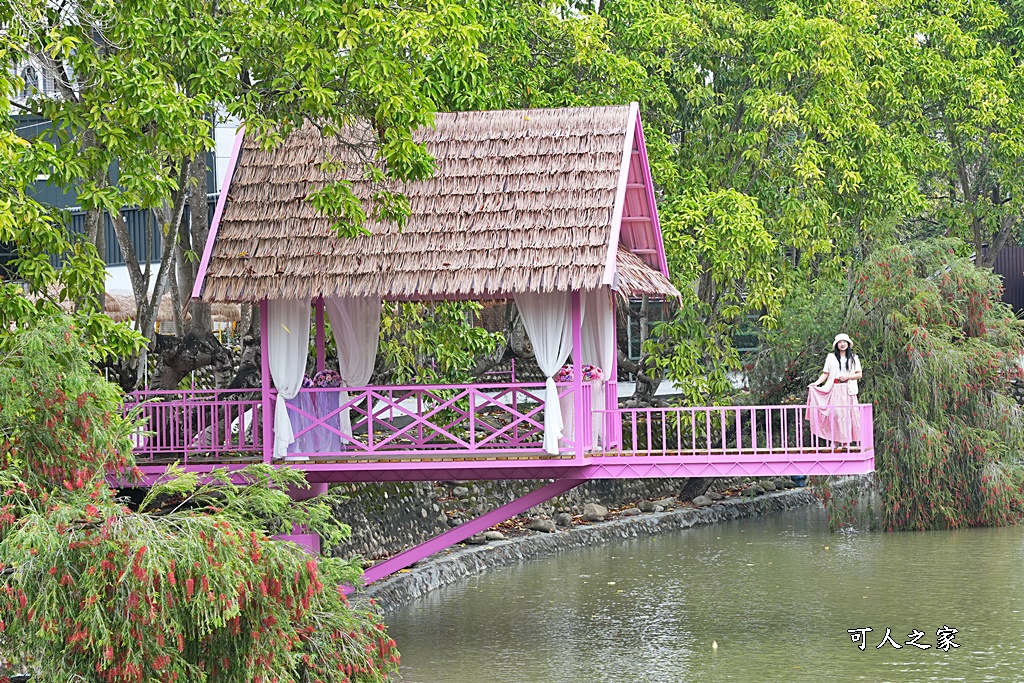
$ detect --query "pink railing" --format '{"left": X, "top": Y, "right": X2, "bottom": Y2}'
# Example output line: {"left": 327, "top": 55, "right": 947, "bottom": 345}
{"left": 127, "top": 383, "right": 594, "bottom": 461}
{"left": 285, "top": 382, "right": 592, "bottom": 458}
{"left": 607, "top": 403, "right": 874, "bottom": 456}
{"left": 125, "top": 388, "right": 264, "bottom": 462}
{"left": 126, "top": 385, "right": 872, "bottom": 465}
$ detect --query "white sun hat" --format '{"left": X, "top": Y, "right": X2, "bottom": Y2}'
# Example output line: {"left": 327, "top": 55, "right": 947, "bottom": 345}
{"left": 832, "top": 333, "right": 853, "bottom": 348}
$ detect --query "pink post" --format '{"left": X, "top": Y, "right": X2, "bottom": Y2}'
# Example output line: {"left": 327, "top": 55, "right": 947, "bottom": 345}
{"left": 860, "top": 403, "right": 874, "bottom": 451}
{"left": 571, "top": 291, "right": 584, "bottom": 459}
{"left": 608, "top": 294, "right": 621, "bottom": 450}
{"left": 315, "top": 297, "right": 326, "bottom": 373}
{"left": 274, "top": 482, "right": 330, "bottom": 555}
{"left": 260, "top": 299, "right": 273, "bottom": 464}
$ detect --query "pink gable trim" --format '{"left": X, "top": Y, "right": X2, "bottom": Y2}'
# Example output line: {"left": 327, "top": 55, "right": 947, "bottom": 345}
{"left": 633, "top": 112, "right": 669, "bottom": 278}
{"left": 191, "top": 126, "right": 246, "bottom": 300}
{"left": 603, "top": 104, "right": 670, "bottom": 286}
{"left": 603, "top": 103, "right": 639, "bottom": 287}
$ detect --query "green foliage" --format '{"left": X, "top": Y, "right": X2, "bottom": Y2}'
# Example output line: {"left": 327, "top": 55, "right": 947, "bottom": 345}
{"left": 749, "top": 279, "right": 845, "bottom": 404}
{"left": 753, "top": 241, "right": 1024, "bottom": 531}
{"left": 0, "top": 0, "right": 486, "bottom": 349}
{"left": 0, "top": 315, "right": 141, "bottom": 491}
{"left": 377, "top": 302, "right": 503, "bottom": 385}
{"left": 878, "top": 0, "right": 1024, "bottom": 256}
{"left": 849, "top": 240, "right": 1024, "bottom": 530}
{"left": 0, "top": 315, "right": 398, "bottom": 682}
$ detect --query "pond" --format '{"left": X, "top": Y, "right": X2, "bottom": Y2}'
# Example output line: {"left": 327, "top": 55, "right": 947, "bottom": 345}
{"left": 386, "top": 504, "right": 1024, "bottom": 682}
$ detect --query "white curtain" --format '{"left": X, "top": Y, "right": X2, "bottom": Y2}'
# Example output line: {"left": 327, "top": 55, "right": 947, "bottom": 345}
{"left": 325, "top": 296, "right": 382, "bottom": 436}
{"left": 581, "top": 288, "right": 614, "bottom": 379}
{"left": 269, "top": 298, "right": 311, "bottom": 458}
{"left": 581, "top": 288, "right": 615, "bottom": 447}
{"left": 514, "top": 291, "right": 576, "bottom": 454}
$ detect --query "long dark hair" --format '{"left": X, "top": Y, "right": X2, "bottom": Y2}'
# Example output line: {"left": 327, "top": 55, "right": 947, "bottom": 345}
{"left": 834, "top": 345, "right": 855, "bottom": 370}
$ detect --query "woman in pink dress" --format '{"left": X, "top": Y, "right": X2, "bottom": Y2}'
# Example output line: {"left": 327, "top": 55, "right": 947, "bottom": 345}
{"left": 806, "top": 333, "right": 863, "bottom": 450}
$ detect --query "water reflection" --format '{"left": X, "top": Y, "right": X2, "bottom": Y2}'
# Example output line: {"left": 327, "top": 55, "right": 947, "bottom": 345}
{"left": 387, "top": 505, "right": 1024, "bottom": 682}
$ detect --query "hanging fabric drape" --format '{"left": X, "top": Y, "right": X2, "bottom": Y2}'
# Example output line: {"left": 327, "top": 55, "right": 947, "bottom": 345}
{"left": 269, "top": 298, "right": 311, "bottom": 458}
{"left": 514, "top": 291, "right": 575, "bottom": 455}
{"left": 324, "top": 296, "right": 382, "bottom": 436}
{"left": 581, "top": 288, "right": 615, "bottom": 448}
{"left": 580, "top": 288, "right": 614, "bottom": 379}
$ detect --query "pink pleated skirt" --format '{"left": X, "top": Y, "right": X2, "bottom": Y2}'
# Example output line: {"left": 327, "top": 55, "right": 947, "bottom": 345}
{"left": 806, "top": 384, "right": 861, "bottom": 445}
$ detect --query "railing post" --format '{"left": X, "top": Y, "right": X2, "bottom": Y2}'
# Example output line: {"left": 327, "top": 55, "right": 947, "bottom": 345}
{"left": 607, "top": 294, "right": 621, "bottom": 450}
{"left": 260, "top": 299, "right": 274, "bottom": 464}
{"left": 860, "top": 403, "right": 873, "bottom": 451}
{"left": 571, "top": 290, "right": 584, "bottom": 459}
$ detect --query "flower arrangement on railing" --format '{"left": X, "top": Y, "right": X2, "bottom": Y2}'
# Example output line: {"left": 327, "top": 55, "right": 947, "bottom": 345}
{"left": 301, "top": 369, "right": 344, "bottom": 388}
{"left": 553, "top": 364, "right": 604, "bottom": 383}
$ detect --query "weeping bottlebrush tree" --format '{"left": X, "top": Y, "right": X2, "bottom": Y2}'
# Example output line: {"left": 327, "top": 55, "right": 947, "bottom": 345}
{"left": 0, "top": 316, "right": 397, "bottom": 683}
{"left": 848, "top": 240, "right": 1024, "bottom": 530}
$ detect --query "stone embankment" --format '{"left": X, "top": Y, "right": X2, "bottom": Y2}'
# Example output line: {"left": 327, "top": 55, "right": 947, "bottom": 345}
{"left": 329, "top": 478, "right": 734, "bottom": 562}
{"left": 361, "top": 478, "right": 819, "bottom": 612}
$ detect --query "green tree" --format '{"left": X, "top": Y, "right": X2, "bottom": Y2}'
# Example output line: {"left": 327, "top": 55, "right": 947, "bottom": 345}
{"left": 880, "top": 0, "right": 1024, "bottom": 263}
{"left": 755, "top": 241, "right": 1024, "bottom": 530}
{"left": 0, "top": 316, "right": 397, "bottom": 682}
{"left": 849, "top": 240, "right": 1024, "bottom": 530}
{"left": 2, "top": 0, "right": 485, "bottom": 388}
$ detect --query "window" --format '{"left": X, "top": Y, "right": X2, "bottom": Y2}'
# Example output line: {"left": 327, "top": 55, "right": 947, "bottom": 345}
{"left": 20, "top": 66, "right": 38, "bottom": 99}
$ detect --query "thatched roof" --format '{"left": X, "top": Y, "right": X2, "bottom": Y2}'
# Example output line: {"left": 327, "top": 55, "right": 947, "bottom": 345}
{"left": 615, "top": 246, "right": 680, "bottom": 301}
{"left": 105, "top": 291, "right": 241, "bottom": 325}
{"left": 198, "top": 104, "right": 672, "bottom": 303}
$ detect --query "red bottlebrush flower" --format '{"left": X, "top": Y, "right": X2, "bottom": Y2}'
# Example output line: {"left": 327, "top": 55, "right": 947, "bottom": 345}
{"left": 185, "top": 579, "right": 194, "bottom": 598}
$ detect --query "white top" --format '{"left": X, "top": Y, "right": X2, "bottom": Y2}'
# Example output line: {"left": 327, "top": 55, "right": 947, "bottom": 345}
{"left": 823, "top": 353, "right": 861, "bottom": 393}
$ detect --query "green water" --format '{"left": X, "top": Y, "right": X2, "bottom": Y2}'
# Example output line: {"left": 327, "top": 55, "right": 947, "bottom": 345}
{"left": 385, "top": 505, "right": 1024, "bottom": 682}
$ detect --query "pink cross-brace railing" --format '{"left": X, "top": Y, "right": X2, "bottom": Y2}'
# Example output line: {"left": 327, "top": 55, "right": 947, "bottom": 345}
{"left": 283, "top": 381, "right": 593, "bottom": 458}
{"left": 126, "top": 381, "right": 597, "bottom": 463}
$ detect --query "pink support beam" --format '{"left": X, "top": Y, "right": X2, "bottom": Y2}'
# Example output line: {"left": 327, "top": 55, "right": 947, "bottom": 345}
{"left": 571, "top": 290, "right": 584, "bottom": 459}
{"left": 360, "top": 478, "right": 585, "bottom": 584}
{"left": 192, "top": 127, "right": 246, "bottom": 299}
{"left": 276, "top": 530, "right": 321, "bottom": 555}
{"left": 606, "top": 295, "right": 621, "bottom": 450}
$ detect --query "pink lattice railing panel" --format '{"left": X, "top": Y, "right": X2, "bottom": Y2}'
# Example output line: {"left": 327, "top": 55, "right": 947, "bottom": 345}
{"left": 285, "top": 382, "right": 592, "bottom": 458}
{"left": 608, "top": 403, "right": 874, "bottom": 457}
{"left": 125, "top": 388, "right": 264, "bottom": 462}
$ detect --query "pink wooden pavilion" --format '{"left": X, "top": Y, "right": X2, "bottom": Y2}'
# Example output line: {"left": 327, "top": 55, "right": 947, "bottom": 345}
{"left": 127, "top": 104, "right": 874, "bottom": 581}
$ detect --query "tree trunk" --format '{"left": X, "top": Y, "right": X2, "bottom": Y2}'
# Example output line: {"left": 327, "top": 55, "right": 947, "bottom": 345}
{"left": 677, "top": 478, "right": 714, "bottom": 501}
{"left": 151, "top": 332, "right": 232, "bottom": 390}
{"left": 184, "top": 152, "right": 212, "bottom": 336}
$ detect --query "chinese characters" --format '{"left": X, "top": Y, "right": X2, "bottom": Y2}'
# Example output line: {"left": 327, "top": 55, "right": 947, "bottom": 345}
{"left": 846, "top": 626, "right": 960, "bottom": 652}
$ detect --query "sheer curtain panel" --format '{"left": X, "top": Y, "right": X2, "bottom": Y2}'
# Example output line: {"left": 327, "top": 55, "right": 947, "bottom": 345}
{"left": 514, "top": 291, "right": 576, "bottom": 454}
{"left": 269, "top": 298, "right": 311, "bottom": 458}
{"left": 324, "top": 296, "right": 382, "bottom": 436}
